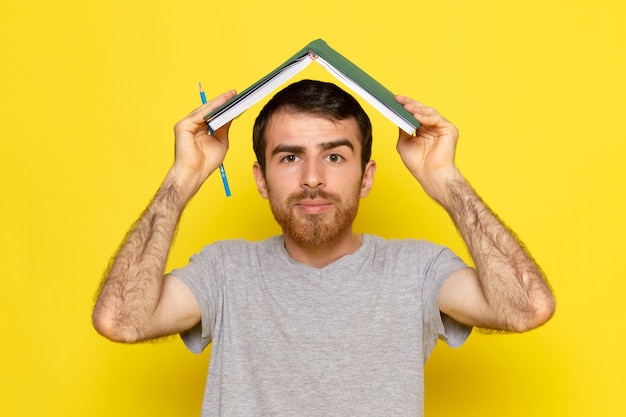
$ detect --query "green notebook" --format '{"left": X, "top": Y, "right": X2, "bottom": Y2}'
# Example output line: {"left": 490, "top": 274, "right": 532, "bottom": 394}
{"left": 205, "top": 39, "right": 420, "bottom": 134}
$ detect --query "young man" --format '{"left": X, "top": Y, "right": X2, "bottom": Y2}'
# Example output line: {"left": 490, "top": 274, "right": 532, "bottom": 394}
{"left": 93, "top": 80, "right": 555, "bottom": 416}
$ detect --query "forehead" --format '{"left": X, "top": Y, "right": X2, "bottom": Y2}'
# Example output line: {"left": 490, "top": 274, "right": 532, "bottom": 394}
{"left": 264, "top": 110, "right": 361, "bottom": 150}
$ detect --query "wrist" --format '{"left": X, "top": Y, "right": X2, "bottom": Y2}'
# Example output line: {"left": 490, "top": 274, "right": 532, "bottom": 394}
{"left": 438, "top": 175, "right": 480, "bottom": 222}
{"left": 418, "top": 167, "right": 465, "bottom": 207}
{"left": 164, "top": 164, "right": 205, "bottom": 205}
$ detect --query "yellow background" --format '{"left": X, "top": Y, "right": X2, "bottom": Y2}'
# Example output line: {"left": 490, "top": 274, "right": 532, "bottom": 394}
{"left": 1, "top": 0, "right": 624, "bottom": 415}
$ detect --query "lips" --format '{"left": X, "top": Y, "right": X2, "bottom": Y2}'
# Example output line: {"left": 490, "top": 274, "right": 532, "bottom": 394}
{"left": 295, "top": 199, "right": 333, "bottom": 214}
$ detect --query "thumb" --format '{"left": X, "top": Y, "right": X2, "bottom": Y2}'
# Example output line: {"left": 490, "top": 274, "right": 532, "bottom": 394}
{"left": 211, "top": 120, "right": 233, "bottom": 150}
{"left": 396, "top": 127, "right": 415, "bottom": 152}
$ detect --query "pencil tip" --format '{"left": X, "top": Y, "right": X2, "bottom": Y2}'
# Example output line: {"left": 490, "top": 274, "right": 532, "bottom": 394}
{"left": 198, "top": 82, "right": 203, "bottom": 92}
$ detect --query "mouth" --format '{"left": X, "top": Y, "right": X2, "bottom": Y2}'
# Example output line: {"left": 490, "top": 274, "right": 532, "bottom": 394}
{"left": 295, "top": 199, "right": 333, "bottom": 214}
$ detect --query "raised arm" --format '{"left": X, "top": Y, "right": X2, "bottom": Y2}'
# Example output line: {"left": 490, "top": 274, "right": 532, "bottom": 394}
{"left": 92, "top": 90, "right": 236, "bottom": 343}
{"left": 395, "top": 95, "right": 555, "bottom": 332}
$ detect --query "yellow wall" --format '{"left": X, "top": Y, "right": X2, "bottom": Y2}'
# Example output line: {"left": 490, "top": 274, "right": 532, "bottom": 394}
{"left": 1, "top": 0, "right": 624, "bottom": 415}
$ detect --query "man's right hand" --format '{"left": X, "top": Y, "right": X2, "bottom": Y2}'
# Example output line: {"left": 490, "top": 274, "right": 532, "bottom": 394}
{"left": 171, "top": 90, "right": 237, "bottom": 201}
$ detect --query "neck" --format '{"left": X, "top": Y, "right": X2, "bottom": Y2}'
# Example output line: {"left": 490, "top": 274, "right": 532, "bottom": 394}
{"left": 283, "top": 230, "right": 363, "bottom": 269}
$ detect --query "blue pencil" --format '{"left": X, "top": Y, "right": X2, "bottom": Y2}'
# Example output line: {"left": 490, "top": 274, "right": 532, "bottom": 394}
{"left": 199, "top": 83, "right": 231, "bottom": 197}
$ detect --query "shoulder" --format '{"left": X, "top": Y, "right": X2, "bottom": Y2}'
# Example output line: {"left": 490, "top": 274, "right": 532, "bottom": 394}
{"left": 363, "top": 234, "right": 466, "bottom": 276}
{"left": 193, "top": 236, "right": 283, "bottom": 256}
{"left": 364, "top": 234, "right": 448, "bottom": 256}
{"left": 184, "top": 236, "right": 286, "bottom": 270}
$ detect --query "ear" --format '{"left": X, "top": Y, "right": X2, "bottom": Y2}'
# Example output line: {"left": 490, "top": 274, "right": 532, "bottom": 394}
{"left": 359, "top": 160, "right": 376, "bottom": 198}
{"left": 252, "top": 162, "right": 269, "bottom": 200}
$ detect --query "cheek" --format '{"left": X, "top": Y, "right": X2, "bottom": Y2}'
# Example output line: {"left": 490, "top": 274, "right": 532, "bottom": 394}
{"left": 265, "top": 171, "right": 297, "bottom": 193}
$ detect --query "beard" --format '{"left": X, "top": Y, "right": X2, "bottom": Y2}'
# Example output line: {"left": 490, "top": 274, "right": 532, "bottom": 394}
{"left": 268, "top": 184, "right": 361, "bottom": 249}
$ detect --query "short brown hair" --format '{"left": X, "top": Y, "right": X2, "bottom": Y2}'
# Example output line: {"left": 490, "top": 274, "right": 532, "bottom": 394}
{"left": 253, "top": 80, "right": 373, "bottom": 176}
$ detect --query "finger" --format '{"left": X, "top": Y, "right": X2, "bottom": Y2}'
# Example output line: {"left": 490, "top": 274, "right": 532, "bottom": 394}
{"left": 396, "top": 95, "right": 444, "bottom": 122}
{"left": 205, "top": 89, "right": 237, "bottom": 110}
{"left": 188, "top": 89, "right": 237, "bottom": 118}
{"left": 414, "top": 111, "right": 446, "bottom": 128}
{"left": 395, "top": 94, "right": 427, "bottom": 108}
{"left": 403, "top": 103, "right": 446, "bottom": 129}
{"left": 404, "top": 102, "right": 438, "bottom": 117}
{"left": 176, "top": 90, "right": 237, "bottom": 137}
{"left": 397, "top": 126, "right": 413, "bottom": 142}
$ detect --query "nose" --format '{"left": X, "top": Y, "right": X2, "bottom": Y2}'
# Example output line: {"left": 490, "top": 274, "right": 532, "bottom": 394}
{"left": 301, "top": 159, "right": 325, "bottom": 189}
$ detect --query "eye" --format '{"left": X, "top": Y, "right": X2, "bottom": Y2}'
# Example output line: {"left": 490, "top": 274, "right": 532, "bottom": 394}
{"left": 326, "top": 153, "right": 344, "bottom": 163}
{"left": 280, "top": 154, "right": 300, "bottom": 164}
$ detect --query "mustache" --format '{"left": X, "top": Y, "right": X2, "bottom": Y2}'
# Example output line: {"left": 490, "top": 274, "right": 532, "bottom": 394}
{"left": 288, "top": 188, "right": 339, "bottom": 203}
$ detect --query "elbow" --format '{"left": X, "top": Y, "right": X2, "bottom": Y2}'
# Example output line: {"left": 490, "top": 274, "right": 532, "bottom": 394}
{"left": 511, "top": 294, "right": 556, "bottom": 333}
{"left": 532, "top": 294, "right": 557, "bottom": 329}
{"left": 92, "top": 308, "right": 143, "bottom": 344}
{"left": 510, "top": 269, "right": 557, "bottom": 333}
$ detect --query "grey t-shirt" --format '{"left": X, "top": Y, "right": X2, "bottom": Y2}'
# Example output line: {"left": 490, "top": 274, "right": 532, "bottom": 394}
{"left": 171, "top": 234, "right": 472, "bottom": 417}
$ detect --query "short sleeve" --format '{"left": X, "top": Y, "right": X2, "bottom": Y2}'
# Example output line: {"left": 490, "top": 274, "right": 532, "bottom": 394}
{"left": 421, "top": 245, "right": 473, "bottom": 361}
{"left": 169, "top": 244, "right": 223, "bottom": 354}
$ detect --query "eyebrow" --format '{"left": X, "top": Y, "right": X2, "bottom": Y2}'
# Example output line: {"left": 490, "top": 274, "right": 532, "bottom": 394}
{"left": 319, "top": 139, "right": 354, "bottom": 152}
{"left": 271, "top": 139, "right": 354, "bottom": 156}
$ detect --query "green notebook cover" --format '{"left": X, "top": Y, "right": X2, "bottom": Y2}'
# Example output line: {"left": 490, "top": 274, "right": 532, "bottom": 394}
{"left": 205, "top": 39, "right": 420, "bottom": 133}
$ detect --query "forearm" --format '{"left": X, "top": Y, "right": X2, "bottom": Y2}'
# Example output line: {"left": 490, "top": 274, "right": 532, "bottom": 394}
{"left": 442, "top": 176, "right": 555, "bottom": 332}
{"left": 92, "top": 171, "right": 187, "bottom": 342}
